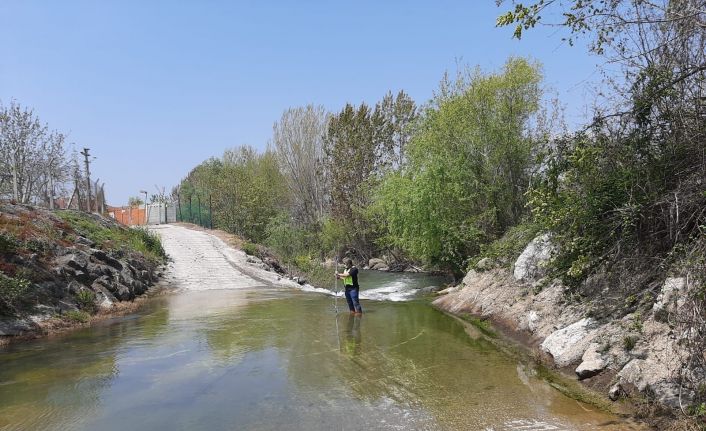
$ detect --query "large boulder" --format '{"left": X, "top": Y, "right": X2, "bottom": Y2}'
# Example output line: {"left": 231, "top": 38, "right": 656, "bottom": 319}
{"left": 513, "top": 233, "right": 555, "bottom": 281}
{"left": 540, "top": 318, "right": 599, "bottom": 367}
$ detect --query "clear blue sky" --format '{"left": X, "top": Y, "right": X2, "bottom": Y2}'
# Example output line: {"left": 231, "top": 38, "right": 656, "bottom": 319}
{"left": 0, "top": 1, "right": 601, "bottom": 205}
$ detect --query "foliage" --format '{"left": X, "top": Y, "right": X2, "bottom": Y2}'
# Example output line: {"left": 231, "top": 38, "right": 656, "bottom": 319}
{"left": 177, "top": 146, "right": 287, "bottom": 242}
{"left": 473, "top": 222, "right": 541, "bottom": 268}
{"left": 57, "top": 211, "right": 166, "bottom": 262}
{"left": 127, "top": 196, "right": 144, "bottom": 207}
{"left": 241, "top": 241, "right": 258, "bottom": 256}
{"left": 0, "top": 231, "right": 18, "bottom": 254}
{"left": 324, "top": 92, "right": 417, "bottom": 258}
{"left": 0, "top": 273, "right": 31, "bottom": 314}
{"left": 372, "top": 58, "right": 542, "bottom": 274}
{"left": 64, "top": 310, "right": 90, "bottom": 323}
{"left": 75, "top": 290, "right": 96, "bottom": 312}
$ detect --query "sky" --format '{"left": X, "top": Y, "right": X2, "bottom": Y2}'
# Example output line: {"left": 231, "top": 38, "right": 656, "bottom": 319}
{"left": 0, "top": 1, "right": 603, "bottom": 205}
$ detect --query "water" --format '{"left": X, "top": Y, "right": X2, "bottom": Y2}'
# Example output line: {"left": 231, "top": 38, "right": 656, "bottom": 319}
{"left": 0, "top": 272, "right": 640, "bottom": 430}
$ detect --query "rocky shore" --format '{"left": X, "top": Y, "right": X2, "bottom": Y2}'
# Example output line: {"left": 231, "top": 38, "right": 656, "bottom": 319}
{"left": 433, "top": 234, "right": 702, "bottom": 424}
{"left": 0, "top": 204, "right": 166, "bottom": 340}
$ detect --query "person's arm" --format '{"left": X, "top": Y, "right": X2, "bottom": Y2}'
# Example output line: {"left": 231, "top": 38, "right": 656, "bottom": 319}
{"left": 335, "top": 269, "right": 350, "bottom": 279}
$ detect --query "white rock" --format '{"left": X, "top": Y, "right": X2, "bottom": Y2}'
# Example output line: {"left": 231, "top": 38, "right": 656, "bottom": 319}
{"left": 575, "top": 342, "right": 607, "bottom": 379}
{"left": 653, "top": 277, "right": 686, "bottom": 314}
{"left": 527, "top": 310, "right": 541, "bottom": 333}
{"left": 540, "top": 318, "right": 598, "bottom": 367}
{"left": 513, "top": 234, "right": 555, "bottom": 281}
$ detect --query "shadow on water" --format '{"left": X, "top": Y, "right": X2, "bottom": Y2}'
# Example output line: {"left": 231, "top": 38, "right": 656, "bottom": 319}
{"left": 0, "top": 280, "right": 644, "bottom": 431}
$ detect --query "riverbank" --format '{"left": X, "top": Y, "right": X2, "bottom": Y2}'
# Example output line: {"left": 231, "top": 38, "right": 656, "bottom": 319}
{"left": 432, "top": 234, "right": 705, "bottom": 430}
{"left": 0, "top": 203, "right": 166, "bottom": 343}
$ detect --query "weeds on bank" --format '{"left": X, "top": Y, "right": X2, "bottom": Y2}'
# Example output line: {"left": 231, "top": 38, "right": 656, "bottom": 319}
{"left": 57, "top": 211, "right": 166, "bottom": 262}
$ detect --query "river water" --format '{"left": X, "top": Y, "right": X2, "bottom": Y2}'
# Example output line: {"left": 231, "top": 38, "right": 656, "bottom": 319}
{"left": 0, "top": 271, "right": 641, "bottom": 430}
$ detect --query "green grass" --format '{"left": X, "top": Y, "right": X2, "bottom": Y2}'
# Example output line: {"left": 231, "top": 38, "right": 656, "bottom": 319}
{"left": 57, "top": 211, "right": 166, "bottom": 262}
{"left": 64, "top": 310, "right": 90, "bottom": 323}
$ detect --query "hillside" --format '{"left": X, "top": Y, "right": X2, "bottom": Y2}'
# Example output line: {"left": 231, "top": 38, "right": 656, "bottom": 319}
{"left": 0, "top": 203, "right": 166, "bottom": 338}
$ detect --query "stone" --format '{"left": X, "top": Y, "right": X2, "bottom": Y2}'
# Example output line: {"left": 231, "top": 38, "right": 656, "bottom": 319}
{"left": 653, "top": 277, "right": 686, "bottom": 316}
{"left": 527, "top": 310, "right": 541, "bottom": 333}
{"left": 89, "top": 248, "right": 123, "bottom": 270}
{"left": 608, "top": 384, "right": 623, "bottom": 401}
{"left": 74, "top": 236, "right": 96, "bottom": 247}
{"left": 369, "top": 258, "right": 385, "bottom": 268}
{"left": 540, "top": 318, "right": 598, "bottom": 367}
{"left": 575, "top": 343, "right": 607, "bottom": 379}
{"left": 513, "top": 233, "right": 556, "bottom": 281}
{"left": 0, "top": 319, "right": 35, "bottom": 336}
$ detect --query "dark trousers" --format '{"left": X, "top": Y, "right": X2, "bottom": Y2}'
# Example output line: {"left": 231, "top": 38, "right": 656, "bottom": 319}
{"left": 344, "top": 286, "right": 362, "bottom": 313}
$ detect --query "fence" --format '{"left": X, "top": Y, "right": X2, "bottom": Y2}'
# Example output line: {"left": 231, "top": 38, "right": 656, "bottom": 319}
{"left": 108, "top": 204, "right": 177, "bottom": 226}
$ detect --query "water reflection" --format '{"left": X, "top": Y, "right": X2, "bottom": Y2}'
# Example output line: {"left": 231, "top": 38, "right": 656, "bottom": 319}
{"left": 342, "top": 314, "right": 362, "bottom": 357}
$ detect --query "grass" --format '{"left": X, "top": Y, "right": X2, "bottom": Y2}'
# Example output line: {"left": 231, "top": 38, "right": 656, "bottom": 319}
{"left": 56, "top": 211, "right": 166, "bottom": 262}
{"left": 63, "top": 310, "right": 90, "bottom": 323}
{"left": 471, "top": 222, "right": 541, "bottom": 270}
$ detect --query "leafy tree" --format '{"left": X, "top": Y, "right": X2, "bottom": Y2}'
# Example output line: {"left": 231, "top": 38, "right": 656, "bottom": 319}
{"left": 372, "top": 58, "right": 542, "bottom": 274}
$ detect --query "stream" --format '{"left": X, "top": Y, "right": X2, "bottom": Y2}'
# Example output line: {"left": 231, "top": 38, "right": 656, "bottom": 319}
{"left": 0, "top": 226, "right": 642, "bottom": 430}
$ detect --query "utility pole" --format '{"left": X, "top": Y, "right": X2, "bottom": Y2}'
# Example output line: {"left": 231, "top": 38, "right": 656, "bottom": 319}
{"left": 80, "top": 148, "right": 92, "bottom": 213}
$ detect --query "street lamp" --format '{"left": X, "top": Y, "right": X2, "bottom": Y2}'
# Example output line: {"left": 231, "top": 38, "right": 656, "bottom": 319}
{"left": 140, "top": 190, "right": 148, "bottom": 226}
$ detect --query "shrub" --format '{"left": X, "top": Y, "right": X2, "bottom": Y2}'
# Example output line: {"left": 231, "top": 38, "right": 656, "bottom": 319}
{"left": 0, "top": 232, "right": 18, "bottom": 254}
{"left": 75, "top": 290, "right": 96, "bottom": 311}
{"left": 64, "top": 310, "right": 90, "bottom": 323}
{"left": 242, "top": 242, "right": 258, "bottom": 256}
{"left": 0, "top": 274, "right": 30, "bottom": 314}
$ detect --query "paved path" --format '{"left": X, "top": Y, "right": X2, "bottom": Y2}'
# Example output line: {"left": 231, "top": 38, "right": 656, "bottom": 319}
{"left": 151, "top": 224, "right": 265, "bottom": 290}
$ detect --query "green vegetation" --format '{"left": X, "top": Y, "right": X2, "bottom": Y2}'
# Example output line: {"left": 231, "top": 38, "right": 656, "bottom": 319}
{"left": 75, "top": 290, "right": 96, "bottom": 312}
{"left": 64, "top": 310, "right": 90, "bottom": 323}
{"left": 0, "top": 273, "right": 30, "bottom": 314}
{"left": 57, "top": 211, "right": 165, "bottom": 262}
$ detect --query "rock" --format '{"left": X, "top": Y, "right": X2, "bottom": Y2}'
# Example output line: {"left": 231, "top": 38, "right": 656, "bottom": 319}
{"left": 375, "top": 265, "right": 389, "bottom": 271}
{"left": 513, "top": 233, "right": 556, "bottom": 281}
{"left": 476, "top": 257, "right": 493, "bottom": 271}
{"left": 653, "top": 277, "right": 686, "bottom": 317}
{"left": 89, "top": 249, "right": 123, "bottom": 270}
{"left": 540, "top": 318, "right": 598, "bottom": 367}
{"left": 608, "top": 384, "right": 623, "bottom": 401}
{"left": 575, "top": 343, "right": 607, "bottom": 379}
{"left": 74, "top": 236, "right": 96, "bottom": 247}
{"left": 527, "top": 310, "right": 541, "bottom": 333}
{"left": 369, "top": 258, "right": 385, "bottom": 268}
{"left": 0, "top": 319, "right": 35, "bottom": 336}
{"left": 56, "top": 252, "right": 89, "bottom": 271}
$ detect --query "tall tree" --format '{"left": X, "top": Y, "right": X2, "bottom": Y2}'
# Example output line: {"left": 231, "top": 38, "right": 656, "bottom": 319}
{"left": 271, "top": 105, "right": 330, "bottom": 228}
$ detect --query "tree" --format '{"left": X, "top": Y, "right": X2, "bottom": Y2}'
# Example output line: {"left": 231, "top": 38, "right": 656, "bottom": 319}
{"left": 271, "top": 105, "right": 330, "bottom": 228}
{"left": 0, "top": 102, "right": 46, "bottom": 203}
{"left": 372, "top": 58, "right": 542, "bottom": 274}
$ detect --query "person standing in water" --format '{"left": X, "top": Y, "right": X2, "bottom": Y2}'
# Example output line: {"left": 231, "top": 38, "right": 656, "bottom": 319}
{"left": 336, "top": 258, "right": 362, "bottom": 314}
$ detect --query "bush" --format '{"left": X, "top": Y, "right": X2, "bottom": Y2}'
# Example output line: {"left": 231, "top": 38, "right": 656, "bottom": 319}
{"left": 0, "top": 232, "right": 18, "bottom": 254}
{"left": 242, "top": 242, "right": 258, "bottom": 256}
{"left": 472, "top": 222, "right": 541, "bottom": 269}
{"left": 75, "top": 290, "right": 96, "bottom": 311}
{"left": 0, "top": 274, "right": 30, "bottom": 314}
{"left": 64, "top": 310, "right": 90, "bottom": 323}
